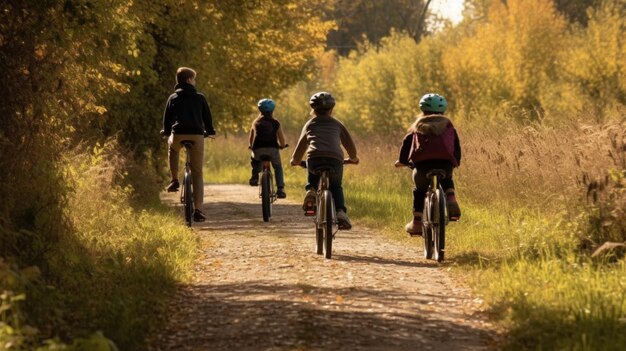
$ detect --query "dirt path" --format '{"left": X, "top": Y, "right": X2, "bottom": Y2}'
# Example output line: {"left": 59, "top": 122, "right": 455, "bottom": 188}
{"left": 148, "top": 184, "right": 498, "bottom": 351}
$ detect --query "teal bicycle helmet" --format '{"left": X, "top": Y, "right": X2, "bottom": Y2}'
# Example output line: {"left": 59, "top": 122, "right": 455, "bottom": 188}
{"left": 258, "top": 98, "right": 276, "bottom": 112}
{"left": 419, "top": 93, "right": 447, "bottom": 113}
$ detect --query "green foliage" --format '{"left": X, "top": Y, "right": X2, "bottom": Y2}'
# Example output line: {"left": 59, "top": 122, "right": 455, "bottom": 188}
{"left": 559, "top": 0, "right": 626, "bottom": 115}
{"left": 284, "top": 0, "right": 626, "bottom": 129}
{"left": 444, "top": 0, "right": 568, "bottom": 120}
{"left": 334, "top": 32, "right": 446, "bottom": 133}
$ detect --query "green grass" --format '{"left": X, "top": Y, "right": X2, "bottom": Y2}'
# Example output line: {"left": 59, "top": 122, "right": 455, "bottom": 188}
{"left": 479, "top": 259, "right": 626, "bottom": 350}
{"left": 203, "top": 134, "right": 626, "bottom": 350}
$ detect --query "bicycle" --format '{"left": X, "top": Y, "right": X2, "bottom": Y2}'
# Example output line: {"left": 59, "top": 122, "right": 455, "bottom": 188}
{"left": 297, "top": 159, "right": 358, "bottom": 259}
{"left": 180, "top": 140, "right": 195, "bottom": 227}
{"left": 257, "top": 145, "right": 288, "bottom": 222}
{"left": 395, "top": 163, "right": 448, "bottom": 262}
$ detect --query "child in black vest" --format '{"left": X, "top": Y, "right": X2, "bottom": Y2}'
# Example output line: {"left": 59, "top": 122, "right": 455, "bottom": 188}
{"left": 248, "top": 98, "right": 288, "bottom": 198}
{"left": 395, "top": 93, "right": 462, "bottom": 235}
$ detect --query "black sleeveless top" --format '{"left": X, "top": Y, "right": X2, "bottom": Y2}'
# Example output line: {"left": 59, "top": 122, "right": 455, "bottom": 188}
{"left": 252, "top": 116, "right": 280, "bottom": 149}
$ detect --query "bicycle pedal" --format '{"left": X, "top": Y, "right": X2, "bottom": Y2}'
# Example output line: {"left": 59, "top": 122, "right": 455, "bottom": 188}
{"left": 304, "top": 209, "right": 316, "bottom": 216}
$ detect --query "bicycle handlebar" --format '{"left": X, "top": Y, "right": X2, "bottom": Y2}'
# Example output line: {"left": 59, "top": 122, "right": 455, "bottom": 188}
{"left": 292, "top": 158, "right": 359, "bottom": 168}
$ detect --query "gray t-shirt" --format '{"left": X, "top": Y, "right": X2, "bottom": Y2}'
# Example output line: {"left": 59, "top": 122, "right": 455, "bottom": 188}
{"left": 292, "top": 114, "right": 357, "bottom": 162}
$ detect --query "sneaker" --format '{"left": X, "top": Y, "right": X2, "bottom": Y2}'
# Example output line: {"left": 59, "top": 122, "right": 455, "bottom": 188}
{"left": 447, "top": 193, "right": 461, "bottom": 221}
{"left": 193, "top": 209, "right": 206, "bottom": 222}
{"left": 249, "top": 178, "right": 258, "bottom": 186}
{"left": 302, "top": 189, "right": 316, "bottom": 215}
{"left": 405, "top": 218, "right": 423, "bottom": 236}
{"left": 276, "top": 188, "right": 286, "bottom": 199}
{"left": 166, "top": 179, "right": 179, "bottom": 192}
{"left": 336, "top": 209, "right": 352, "bottom": 230}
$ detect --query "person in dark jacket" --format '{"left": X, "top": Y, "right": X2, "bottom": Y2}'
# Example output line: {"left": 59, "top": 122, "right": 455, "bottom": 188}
{"left": 248, "top": 98, "right": 288, "bottom": 198}
{"left": 395, "top": 93, "right": 461, "bottom": 235}
{"left": 162, "top": 67, "right": 215, "bottom": 222}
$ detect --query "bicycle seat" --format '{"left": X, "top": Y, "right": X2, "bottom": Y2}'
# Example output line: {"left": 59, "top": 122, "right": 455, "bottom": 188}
{"left": 426, "top": 169, "right": 447, "bottom": 179}
{"left": 259, "top": 155, "right": 272, "bottom": 161}
{"left": 180, "top": 140, "right": 194, "bottom": 148}
{"left": 310, "top": 166, "right": 335, "bottom": 175}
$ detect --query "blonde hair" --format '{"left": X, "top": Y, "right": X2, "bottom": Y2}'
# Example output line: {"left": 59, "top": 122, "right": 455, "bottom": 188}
{"left": 176, "top": 67, "right": 196, "bottom": 84}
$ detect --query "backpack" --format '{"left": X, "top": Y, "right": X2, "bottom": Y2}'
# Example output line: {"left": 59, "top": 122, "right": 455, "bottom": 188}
{"left": 408, "top": 123, "right": 458, "bottom": 166}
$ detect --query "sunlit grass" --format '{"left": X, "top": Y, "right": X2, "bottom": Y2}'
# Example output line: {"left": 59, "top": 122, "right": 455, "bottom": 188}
{"left": 478, "top": 259, "right": 626, "bottom": 350}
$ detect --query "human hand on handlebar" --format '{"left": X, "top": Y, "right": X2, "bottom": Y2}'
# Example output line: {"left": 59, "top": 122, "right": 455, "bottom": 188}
{"left": 345, "top": 157, "right": 359, "bottom": 164}
{"left": 394, "top": 160, "right": 414, "bottom": 169}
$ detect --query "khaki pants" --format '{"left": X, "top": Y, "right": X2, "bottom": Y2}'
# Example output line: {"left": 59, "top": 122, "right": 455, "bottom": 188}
{"left": 169, "top": 134, "right": 205, "bottom": 209}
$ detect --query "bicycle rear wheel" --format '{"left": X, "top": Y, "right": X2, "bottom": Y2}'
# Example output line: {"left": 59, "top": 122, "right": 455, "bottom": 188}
{"left": 261, "top": 170, "right": 271, "bottom": 222}
{"left": 434, "top": 188, "right": 446, "bottom": 262}
{"left": 423, "top": 193, "right": 434, "bottom": 259}
{"left": 183, "top": 171, "right": 193, "bottom": 227}
{"left": 323, "top": 190, "right": 333, "bottom": 259}
{"left": 315, "top": 227, "right": 324, "bottom": 255}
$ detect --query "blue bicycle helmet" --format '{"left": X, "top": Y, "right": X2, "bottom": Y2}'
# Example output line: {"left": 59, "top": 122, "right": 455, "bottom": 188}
{"left": 258, "top": 98, "right": 276, "bottom": 112}
{"left": 419, "top": 93, "right": 447, "bottom": 113}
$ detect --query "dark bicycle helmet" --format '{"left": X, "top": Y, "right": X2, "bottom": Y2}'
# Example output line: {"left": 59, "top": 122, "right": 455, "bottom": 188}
{"left": 309, "top": 91, "right": 336, "bottom": 110}
{"left": 419, "top": 93, "right": 447, "bottom": 113}
{"left": 257, "top": 98, "right": 276, "bottom": 112}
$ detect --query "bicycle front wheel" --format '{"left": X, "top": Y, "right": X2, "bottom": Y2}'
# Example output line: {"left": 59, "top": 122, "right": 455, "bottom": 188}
{"left": 323, "top": 190, "right": 333, "bottom": 259}
{"left": 183, "top": 171, "right": 193, "bottom": 227}
{"left": 434, "top": 188, "right": 446, "bottom": 262}
{"left": 261, "top": 170, "right": 271, "bottom": 222}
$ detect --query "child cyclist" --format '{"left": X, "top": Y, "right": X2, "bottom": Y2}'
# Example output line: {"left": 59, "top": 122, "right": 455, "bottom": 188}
{"left": 395, "top": 93, "right": 461, "bottom": 235}
{"left": 290, "top": 92, "right": 359, "bottom": 230}
{"left": 248, "top": 98, "right": 288, "bottom": 199}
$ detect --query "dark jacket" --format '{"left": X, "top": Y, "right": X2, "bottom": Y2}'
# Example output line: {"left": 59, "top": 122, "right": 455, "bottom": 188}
{"left": 162, "top": 83, "right": 215, "bottom": 136}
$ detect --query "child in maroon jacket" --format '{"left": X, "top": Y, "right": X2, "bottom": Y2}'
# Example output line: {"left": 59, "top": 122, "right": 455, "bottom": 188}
{"left": 395, "top": 93, "right": 461, "bottom": 235}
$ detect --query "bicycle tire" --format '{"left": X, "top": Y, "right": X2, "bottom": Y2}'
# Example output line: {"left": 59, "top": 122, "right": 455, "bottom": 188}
{"left": 261, "top": 170, "right": 271, "bottom": 222}
{"left": 423, "top": 193, "right": 434, "bottom": 259}
{"left": 316, "top": 227, "right": 324, "bottom": 255}
{"left": 315, "top": 192, "right": 325, "bottom": 255}
{"left": 184, "top": 171, "right": 193, "bottom": 227}
{"left": 434, "top": 187, "right": 446, "bottom": 262}
{"left": 323, "top": 190, "right": 334, "bottom": 259}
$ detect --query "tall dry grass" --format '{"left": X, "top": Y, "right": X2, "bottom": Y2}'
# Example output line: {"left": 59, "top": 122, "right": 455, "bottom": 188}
{"left": 457, "top": 120, "right": 623, "bottom": 210}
